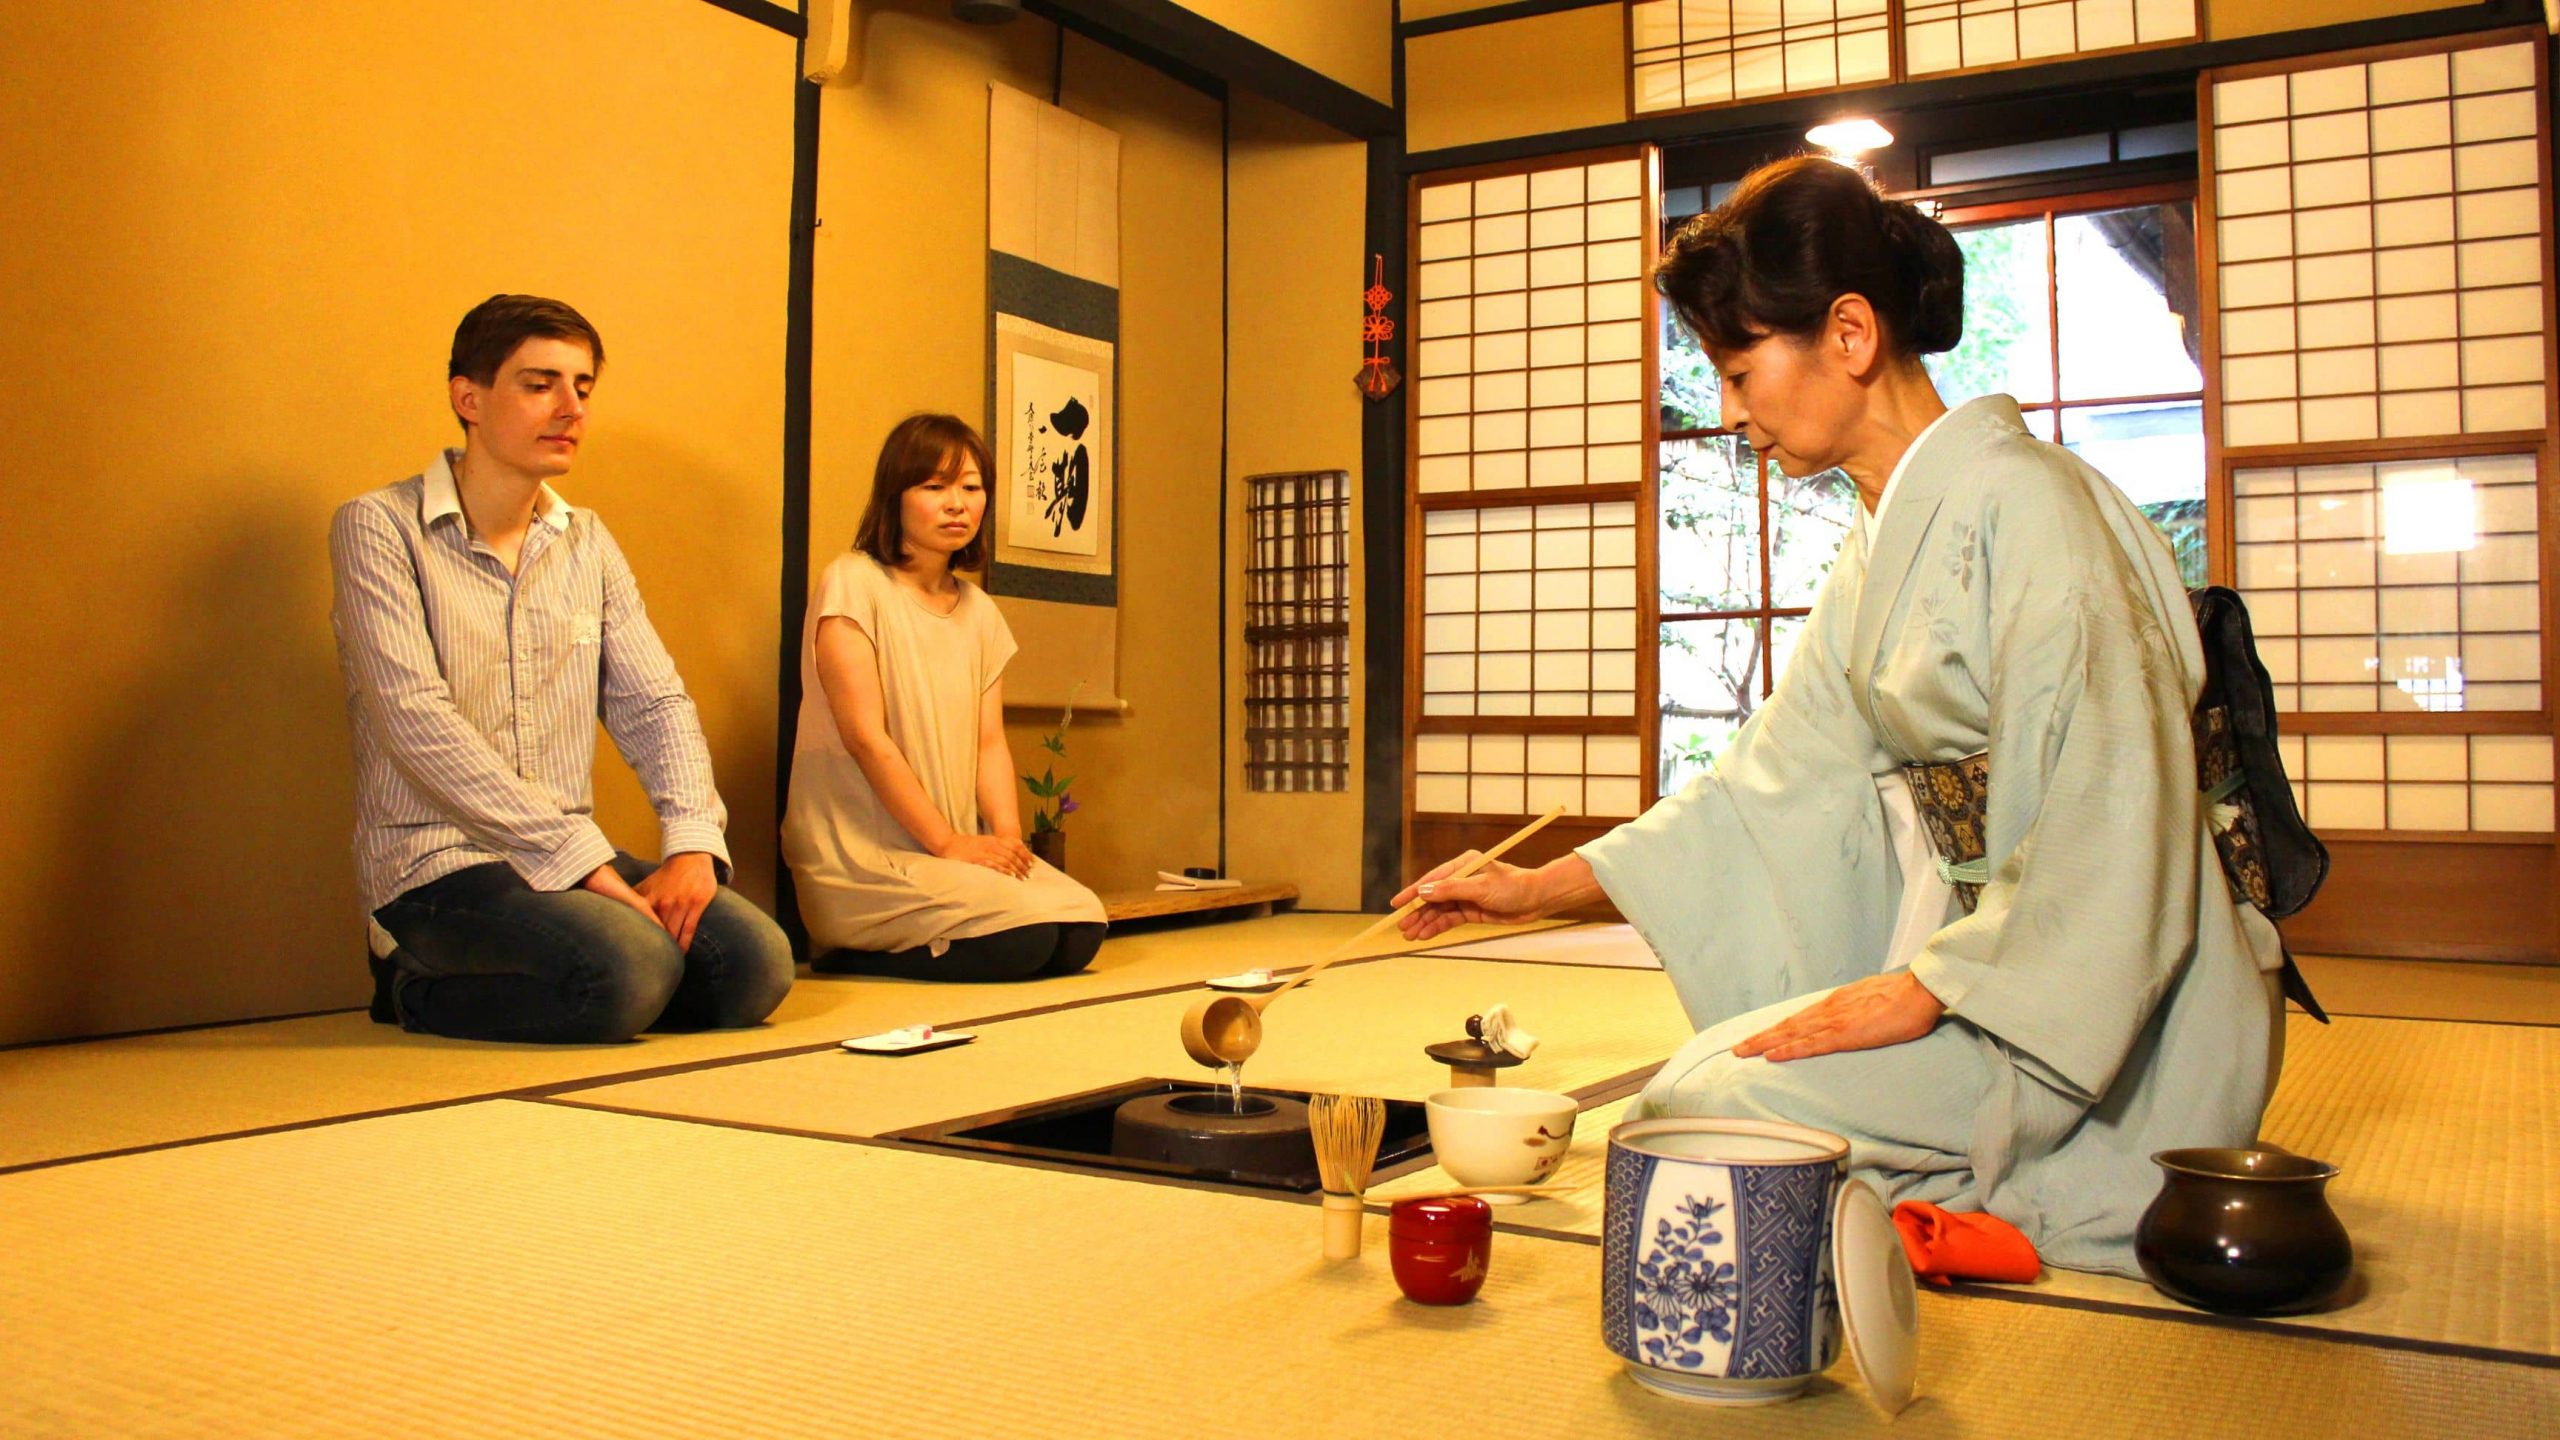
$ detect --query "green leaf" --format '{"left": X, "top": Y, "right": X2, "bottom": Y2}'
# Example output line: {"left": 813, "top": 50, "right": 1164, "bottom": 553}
{"left": 1041, "top": 735, "right": 1066, "bottom": 755}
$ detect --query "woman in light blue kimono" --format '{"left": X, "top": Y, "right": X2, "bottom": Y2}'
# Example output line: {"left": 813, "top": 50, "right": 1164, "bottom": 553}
{"left": 1394, "top": 157, "right": 2285, "bottom": 1277}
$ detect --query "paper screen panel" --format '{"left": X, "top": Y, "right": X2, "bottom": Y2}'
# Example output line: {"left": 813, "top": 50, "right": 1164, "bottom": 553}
{"left": 1419, "top": 499, "right": 1643, "bottom": 718}
{"left": 2277, "top": 732, "right": 2556, "bottom": 833}
{"left": 1414, "top": 732, "right": 1645, "bottom": 818}
{"left": 1902, "top": 0, "right": 2193, "bottom": 80}
{"left": 1415, "top": 159, "right": 1652, "bottom": 498}
{"left": 2235, "top": 454, "right": 2543, "bottom": 715}
{"left": 1628, "top": 0, "right": 1892, "bottom": 116}
{"left": 2210, "top": 41, "right": 2550, "bottom": 448}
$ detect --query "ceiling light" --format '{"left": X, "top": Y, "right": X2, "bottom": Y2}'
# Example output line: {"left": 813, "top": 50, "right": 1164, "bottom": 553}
{"left": 1806, "top": 118, "right": 1894, "bottom": 153}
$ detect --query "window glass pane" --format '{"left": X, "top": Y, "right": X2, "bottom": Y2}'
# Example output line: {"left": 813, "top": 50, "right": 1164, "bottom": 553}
{"left": 1770, "top": 467, "right": 1860, "bottom": 608}
{"left": 1660, "top": 618, "right": 1762, "bottom": 790}
{"left": 1929, "top": 133, "right": 2112, "bottom": 187}
{"left": 1661, "top": 301, "right": 1719, "bottom": 431}
{"left": 1929, "top": 219, "right": 2052, "bottom": 405}
{"left": 2061, "top": 401, "right": 2206, "bottom": 587}
{"left": 2057, "top": 203, "right": 2204, "bottom": 401}
{"left": 1660, "top": 437, "right": 1761, "bottom": 613}
{"left": 2117, "top": 122, "right": 2198, "bottom": 161}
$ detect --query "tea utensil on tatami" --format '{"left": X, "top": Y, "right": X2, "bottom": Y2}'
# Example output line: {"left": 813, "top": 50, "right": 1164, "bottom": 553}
{"left": 1177, "top": 806, "right": 1567, "bottom": 1068}
{"left": 1310, "top": 1093, "right": 1388, "bottom": 1260}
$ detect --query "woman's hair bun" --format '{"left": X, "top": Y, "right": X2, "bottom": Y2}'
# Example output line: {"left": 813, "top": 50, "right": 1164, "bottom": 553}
{"left": 1879, "top": 200, "right": 1964, "bottom": 355}
{"left": 1653, "top": 155, "right": 1966, "bottom": 359}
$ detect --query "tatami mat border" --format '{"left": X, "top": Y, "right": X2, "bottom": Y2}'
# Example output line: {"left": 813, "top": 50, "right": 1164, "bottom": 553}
{"left": 0, "top": 928, "right": 1578, "bottom": 1179}
{"left": 2290, "top": 1009, "right": 2560, "bottom": 1028}
{"left": 0, "top": 1004, "right": 368, "bottom": 1053}
{"left": 1930, "top": 1285, "right": 2560, "bottom": 1373}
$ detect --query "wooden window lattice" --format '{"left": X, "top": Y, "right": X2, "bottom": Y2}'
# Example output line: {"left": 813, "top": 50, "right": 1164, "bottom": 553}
{"left": 1246, "top": 470, "right": 1352, "bottom": 793}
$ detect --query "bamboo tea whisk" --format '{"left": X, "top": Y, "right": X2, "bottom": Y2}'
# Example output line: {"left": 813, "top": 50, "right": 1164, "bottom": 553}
{"left": 1310, "top": 1093, "right": 1387, "bottom": 1260}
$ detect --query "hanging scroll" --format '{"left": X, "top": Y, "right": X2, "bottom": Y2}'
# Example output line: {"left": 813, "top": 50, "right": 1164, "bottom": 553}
{"left": 986, "top": 83, "right": 1123, "bottom": 709}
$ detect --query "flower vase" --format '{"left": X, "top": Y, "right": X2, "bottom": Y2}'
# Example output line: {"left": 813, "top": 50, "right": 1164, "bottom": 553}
{"left": 1029, "top": 828, "right": 1066, "bottom": 873}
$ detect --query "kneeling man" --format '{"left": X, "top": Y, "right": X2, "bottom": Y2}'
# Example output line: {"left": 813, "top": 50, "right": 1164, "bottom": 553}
{"left": 330, "top": 294, "right": 793, "bottom": 1042}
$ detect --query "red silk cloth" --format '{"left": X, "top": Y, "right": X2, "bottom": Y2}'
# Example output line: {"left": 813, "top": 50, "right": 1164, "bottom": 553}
{"left": 1890, "top": 1201, "right": 2041, "bottom": 1287}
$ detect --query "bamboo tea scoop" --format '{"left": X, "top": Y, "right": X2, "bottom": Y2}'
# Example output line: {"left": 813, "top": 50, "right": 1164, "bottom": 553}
{"left": 1177, "top": 806, "right": 1565, "bottom": 1068}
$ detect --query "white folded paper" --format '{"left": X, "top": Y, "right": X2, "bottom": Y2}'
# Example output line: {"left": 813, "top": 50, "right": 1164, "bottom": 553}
{"left": 1477, "top": 1003, "right": 1540, "bottom": 1060}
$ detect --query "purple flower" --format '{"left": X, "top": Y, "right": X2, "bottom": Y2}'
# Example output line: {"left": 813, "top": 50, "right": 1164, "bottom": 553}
{"left": 1059, "top": 794, "right": 1080, "bottom": 816}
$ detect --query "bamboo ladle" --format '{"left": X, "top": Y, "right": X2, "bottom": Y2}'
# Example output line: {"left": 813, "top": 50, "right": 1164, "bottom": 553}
{"left": 1177, "top": 806, "right": 1565, "bottom": 1069}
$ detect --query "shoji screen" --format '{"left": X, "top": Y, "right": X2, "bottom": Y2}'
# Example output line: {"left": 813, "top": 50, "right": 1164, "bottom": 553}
{"left": 1627, "top": 0, "right": 1892, "bottom": 116}
{"left": 1628, "top": 0, "right": 2199, "bottom": 114}
{"left": 1406, "top": 149, "right": 1661, "bottom": 886}
{"left": 1902, "top": 0, "right": 2194, "bottom": 79}
{"left": 2201, "top": 28, "right": 2559, "bottom": 961}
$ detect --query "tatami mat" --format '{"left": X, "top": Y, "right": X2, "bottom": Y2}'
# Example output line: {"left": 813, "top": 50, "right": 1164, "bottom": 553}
{"left": 0, "top": 915, "right": 1534, "bottom": 1171}
{"left": 1380, "top": 1013, "right": 2560, "bottom": 1361}
{"left": 2291, "top": 952, "right": 2560, "bottom": 1026}
{"left": 1421, "top": 921, "right": 1663, "bottom": 968}
{"left": 3, "top": 1098, "right": 2549, "bottom": 1439}
{"left": 558, "top": 954, "right": 1691, "bottom": 1138}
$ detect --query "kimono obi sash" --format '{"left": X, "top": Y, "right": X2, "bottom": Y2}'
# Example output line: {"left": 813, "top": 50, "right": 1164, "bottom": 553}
{"left": 1896, "top": 713, "right": 2259, "bottom": 919}
{"left": 1897, "top": 587, "right": 2329, "bottom": 1020}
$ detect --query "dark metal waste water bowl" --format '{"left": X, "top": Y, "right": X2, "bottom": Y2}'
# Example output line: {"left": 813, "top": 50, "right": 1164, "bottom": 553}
{"left": 884, "top": 1078, "right": 1436, "bottom": 1194}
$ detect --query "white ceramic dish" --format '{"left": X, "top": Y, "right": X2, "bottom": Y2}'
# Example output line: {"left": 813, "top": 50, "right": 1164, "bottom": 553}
{"left": 840, "top": 1028, "right": 976, "bottom": 1055}
{"left": 1205, "top": 970, "right": 1288, "bottom": 992}
{"left": 1425, "top": 1087, "right": 1578, "bottom": 1195}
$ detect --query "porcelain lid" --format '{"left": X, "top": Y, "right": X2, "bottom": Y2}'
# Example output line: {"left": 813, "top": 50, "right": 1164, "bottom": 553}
{"left": 1832, "top": 1178, "right": 1918, "bottom": 1416}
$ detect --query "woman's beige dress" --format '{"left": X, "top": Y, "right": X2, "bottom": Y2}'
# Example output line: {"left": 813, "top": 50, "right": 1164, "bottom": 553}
{"left": 782, "top": 553, "right": 1104, "bottom": 955}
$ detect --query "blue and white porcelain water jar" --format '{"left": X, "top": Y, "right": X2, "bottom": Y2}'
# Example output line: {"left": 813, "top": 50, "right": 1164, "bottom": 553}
{"left": 1601, "top": 1116, "right": 1916, "bottom": 1412}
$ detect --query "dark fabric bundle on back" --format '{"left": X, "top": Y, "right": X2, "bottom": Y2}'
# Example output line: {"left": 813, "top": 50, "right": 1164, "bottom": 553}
{"left": 2188, "top": 586, "right": 2329, "bottom": 1021}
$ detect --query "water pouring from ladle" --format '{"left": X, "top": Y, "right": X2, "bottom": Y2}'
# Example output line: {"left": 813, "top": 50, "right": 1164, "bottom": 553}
{"left": 1177, "top": 807, "right": 1565, "bottom": 1069}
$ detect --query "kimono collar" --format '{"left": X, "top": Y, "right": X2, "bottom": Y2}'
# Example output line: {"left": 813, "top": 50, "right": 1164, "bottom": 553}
{"left": 1845, "top": 394, "right": 2030, "bottom": 738}
{"left": 422, "top": 448, "right": 576, "bottom": 536}
{"left": 1868, "top": 405, "right": 1960, "bottom": 540}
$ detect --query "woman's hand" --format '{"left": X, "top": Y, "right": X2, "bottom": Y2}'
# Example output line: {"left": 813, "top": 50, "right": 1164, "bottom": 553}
{"left": 1731, "top": 971, "right": 1947, "bottom": 1062}
{"left": 1391, "top": 853, "right": 1551, "bottom": 941}
{"left": 937, "top": 833, "right": 1032, "bottom": 879}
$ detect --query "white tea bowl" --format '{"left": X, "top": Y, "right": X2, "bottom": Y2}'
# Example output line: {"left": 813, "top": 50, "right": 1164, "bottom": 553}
{"left": 1425, "top": 1087, "right": 1578, "bottom": 1191}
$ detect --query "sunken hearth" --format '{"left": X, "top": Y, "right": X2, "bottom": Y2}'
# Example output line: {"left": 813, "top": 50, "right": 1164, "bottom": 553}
{"left": 885, "top": 1079, "right": 1435, "bottom": 1194}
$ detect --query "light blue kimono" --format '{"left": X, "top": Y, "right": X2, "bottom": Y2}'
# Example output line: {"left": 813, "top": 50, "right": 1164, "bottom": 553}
{"left": 1584, "top": 395, "right": 2285, "bottom": 1277}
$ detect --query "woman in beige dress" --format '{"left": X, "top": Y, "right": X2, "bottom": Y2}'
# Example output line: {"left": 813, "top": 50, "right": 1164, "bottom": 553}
{"left": 783, "top": 413, "right": 1107, "bottom": 979}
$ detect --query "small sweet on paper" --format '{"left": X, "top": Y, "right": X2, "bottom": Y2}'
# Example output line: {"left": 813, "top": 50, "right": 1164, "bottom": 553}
{"left": 1472, "top": 1004, "right": 1540, "bottom": 1061}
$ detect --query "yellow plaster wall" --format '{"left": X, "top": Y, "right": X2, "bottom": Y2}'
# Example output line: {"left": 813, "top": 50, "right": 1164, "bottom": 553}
{"left": 1174, "top": 0, "right": 1396, "bottom": 105}
{"left": 807, "top": 3, "right": 1228, "bottom": 904}
{"left": 0, "top": 0, "right": 796, "bottom": 1044}
{"left": 1404, "top": 5, "right": 1627, "bottom": 154}
{"left": 1222, "top": 93, "right": 1371, "bottom": 910}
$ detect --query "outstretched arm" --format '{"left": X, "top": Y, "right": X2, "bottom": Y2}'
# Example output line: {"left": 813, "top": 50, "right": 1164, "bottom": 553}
{"left": 814, "top": 615, "right": 1029, "bottom": 879}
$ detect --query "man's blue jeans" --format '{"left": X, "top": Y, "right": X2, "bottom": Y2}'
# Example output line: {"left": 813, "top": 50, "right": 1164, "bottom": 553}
{"left": 373, "top": 853, "right": 794, "bottom": 1043}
